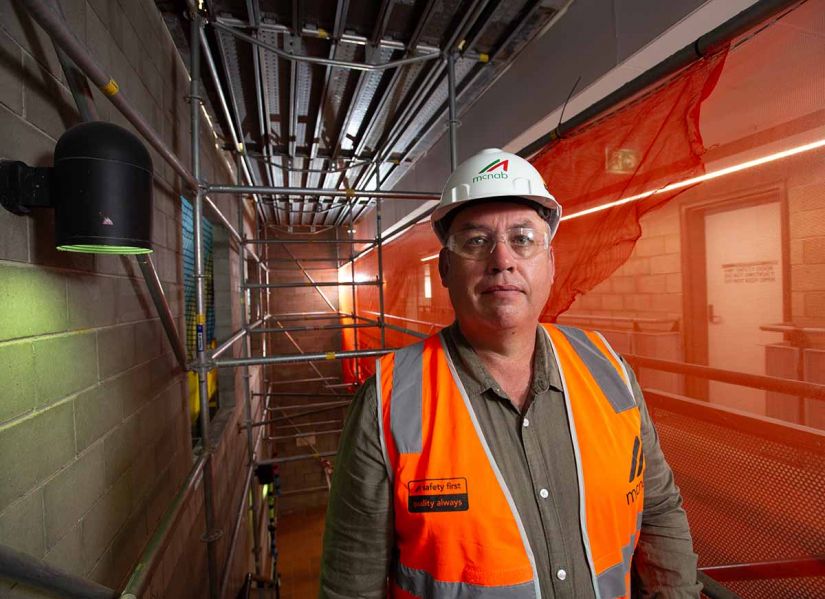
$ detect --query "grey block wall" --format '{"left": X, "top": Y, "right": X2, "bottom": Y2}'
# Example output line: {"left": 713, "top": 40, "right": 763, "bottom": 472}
{"left": 0, "top": 0, "right": 264, "bottom": 596}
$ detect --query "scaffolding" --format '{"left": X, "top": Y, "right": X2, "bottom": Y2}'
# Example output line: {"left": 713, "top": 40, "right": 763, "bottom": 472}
{"left": 2, "top": 1, "right": 816, "bottom": 598}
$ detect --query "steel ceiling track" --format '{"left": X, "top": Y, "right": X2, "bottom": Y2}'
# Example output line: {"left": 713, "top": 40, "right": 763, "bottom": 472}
{"left": 161, "top": 0, "right": 560, "bottom": 228}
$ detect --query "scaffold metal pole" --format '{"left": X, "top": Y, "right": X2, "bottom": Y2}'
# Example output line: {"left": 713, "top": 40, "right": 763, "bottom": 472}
{"left": 214, "top": 348, "right": 392, "bottom": 368}
{"left": 250, "top": 323, "right": 374, "bottom": 334}
{"left": 190, "top": 9, "right": 220, "bottom": 599}
{"left": 447, "top": 50, "right": 458, "bottom": 171}
{"left": 350, "top": 222, "right": 362, "bottom": 383}
{"left": 244, "top": 280, "right": 379, "bottom": 289}
{"left": 376, "top": 198, "right": 387, "bottom": 348}
{"left": 257, "top": 451, "right": 337, "bottom": 466}
{"left": 246, "top": 237, "right": 377, "bottom": 244}
{"left": 238, "top": 153, "right": 264, "bottom": 581}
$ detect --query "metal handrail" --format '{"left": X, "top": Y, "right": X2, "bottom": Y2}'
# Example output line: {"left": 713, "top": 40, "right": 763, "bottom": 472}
{"left": 700, "top": 555, "right": 825, "bottom": 582}
{"left": 558, "top": 313, "right": 680, "bottom": 331}
{"left": 625, "top": 354, "right": 825, "bottom": 400}
{"left": 362, "top": 310, "right": 447, "bottom": 329}
{"left": 645, "top": 389, "right": 825, "bottom": 454}
{"left": 698, "top": 571, "right": 742, "bottom": 599}
{"left": 120, "top": 456, "right": 206, "bottom": 597}
{"left": 760, "top": 322, "right": 825, "bottom": 335}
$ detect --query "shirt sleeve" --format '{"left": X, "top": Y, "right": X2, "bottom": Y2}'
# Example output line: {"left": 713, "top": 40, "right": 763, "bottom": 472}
{"left": 319, "top": 377, "right": 394, "bottom": 598}
{"left": 624, "top": 362, "right": 703, "bottom": 598}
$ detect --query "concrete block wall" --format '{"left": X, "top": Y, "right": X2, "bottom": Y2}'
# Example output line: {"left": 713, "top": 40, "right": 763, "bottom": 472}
{"left": 0, "top": 0, "right": 265, "bottom": 596}
{"left": 566, "top": 198, "right": 684, "bottom": 324}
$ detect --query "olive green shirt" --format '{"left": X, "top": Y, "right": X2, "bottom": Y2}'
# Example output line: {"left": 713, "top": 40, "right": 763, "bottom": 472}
{"left": 320, "top": 324, "right": 700, "bottom": 598}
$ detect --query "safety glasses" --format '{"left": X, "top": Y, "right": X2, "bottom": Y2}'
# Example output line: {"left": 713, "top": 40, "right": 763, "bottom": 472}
{"left": 446, "top": 226, "right": 550, "bottom": 260}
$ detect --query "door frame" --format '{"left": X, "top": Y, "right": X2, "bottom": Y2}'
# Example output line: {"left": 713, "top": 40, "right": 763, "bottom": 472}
{"left": 680, "top": 184, "right": 791, "bottom": 400}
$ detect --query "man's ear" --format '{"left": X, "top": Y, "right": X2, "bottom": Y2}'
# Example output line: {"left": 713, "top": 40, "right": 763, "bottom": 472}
{"left": 548, "top": 246, "right": 556, "bottom": 286}
{"left": 438, "top": 247, "right": 450, "bottom": 286}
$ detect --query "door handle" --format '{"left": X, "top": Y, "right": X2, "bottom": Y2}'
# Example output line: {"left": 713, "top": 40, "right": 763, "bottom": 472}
{"left": 708, "top": 304, "right": 722, "bottom": 324}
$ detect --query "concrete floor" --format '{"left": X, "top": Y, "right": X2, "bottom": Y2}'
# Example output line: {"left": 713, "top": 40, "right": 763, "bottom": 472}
{"left": 277, "top": 506, "right": 327, "bottom": 598}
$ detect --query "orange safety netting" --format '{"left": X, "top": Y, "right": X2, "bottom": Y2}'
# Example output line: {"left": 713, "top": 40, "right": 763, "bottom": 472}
{"left": 338, "top": 1, "right": 825, "bottom": 595}
{"left": 339, "top": 41, "right": 728, "bottom": 379}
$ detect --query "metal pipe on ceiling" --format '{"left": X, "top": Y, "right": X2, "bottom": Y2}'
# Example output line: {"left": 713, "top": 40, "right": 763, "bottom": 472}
{"left": 517, "top": 0, "right": 803, "bottom": 157}
{"left": 214, "top": 16, "right": 442, "bottom": 55}
{"left": 208, "top": 184, "right": 439, "bottom": 199}
{"left": 247, "top": 0, "right": 278, "bottom": 224}
{"left": 447, "top": 51, "right": 459, "bottom": 171}
{"left": 353, "top": 0, "right": 491, "bottom": 191}
{"left": 379, "top": 0, "right": 555, "bottom": 188}
{"left": 345, "top": 0, "right": 437, "bottom": 176}
{"left": 16, "top": 0, "right": 197, "bottom": 189}
{"left": 200, "top": 28, "right": 267, "bottom": 223}
{"left": 212, "top": 21, "right": 442, "bottom": 72}
{"left": 304, "top": 1, "right": 347, "bottom": 224}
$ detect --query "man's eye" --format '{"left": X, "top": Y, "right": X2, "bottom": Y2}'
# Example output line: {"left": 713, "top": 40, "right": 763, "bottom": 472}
{"left": 510, "top": 234, "right": 534, "bottom": 246}
{"left": 464, "top": 235, "right": 490, "bottom": 248}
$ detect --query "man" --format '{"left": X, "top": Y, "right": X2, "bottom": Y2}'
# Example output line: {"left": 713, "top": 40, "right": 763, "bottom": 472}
{"left": 320, "top": 148, "right": 700, "bottom": 598}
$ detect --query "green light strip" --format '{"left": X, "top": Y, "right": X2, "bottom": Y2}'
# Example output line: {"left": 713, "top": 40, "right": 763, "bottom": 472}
{"left": 57, "top": 244, "right": 153, "bottom": 255}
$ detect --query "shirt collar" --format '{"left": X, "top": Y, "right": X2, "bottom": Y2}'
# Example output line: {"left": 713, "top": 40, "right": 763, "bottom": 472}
{"left": 441, "top": 322, "right": 563, "bottom": 402}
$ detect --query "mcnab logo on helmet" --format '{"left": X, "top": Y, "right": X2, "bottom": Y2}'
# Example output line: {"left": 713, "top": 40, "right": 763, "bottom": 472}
{"left": 472, "top": 158, "right": 509, "bottom": 183}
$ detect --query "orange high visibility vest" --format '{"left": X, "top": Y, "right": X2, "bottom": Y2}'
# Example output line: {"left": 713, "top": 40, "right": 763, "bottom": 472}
{"left": 377, "top": 324, "right": 645, "bottom": 599}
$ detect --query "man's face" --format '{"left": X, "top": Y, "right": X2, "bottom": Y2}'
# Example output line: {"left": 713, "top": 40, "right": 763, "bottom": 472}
{"left": 438, "top": 201, "right": 555, "bottom": 334}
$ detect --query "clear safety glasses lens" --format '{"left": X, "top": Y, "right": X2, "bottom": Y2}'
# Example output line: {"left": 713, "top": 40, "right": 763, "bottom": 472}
{"left": 446, "top": 227, "right": 549, "bottom": 260}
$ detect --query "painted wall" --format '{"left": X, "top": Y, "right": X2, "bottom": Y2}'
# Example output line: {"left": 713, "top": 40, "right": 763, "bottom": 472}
{"left": 0, "top": 0, "right": 266, "bottom": 596}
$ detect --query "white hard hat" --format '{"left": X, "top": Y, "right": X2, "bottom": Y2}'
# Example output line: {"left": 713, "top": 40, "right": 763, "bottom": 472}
{"left": 432, "top": 148, "right": 562, "bottom": 242}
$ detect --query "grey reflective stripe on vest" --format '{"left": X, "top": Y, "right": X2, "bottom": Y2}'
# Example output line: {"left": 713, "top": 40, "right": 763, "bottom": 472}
{"left": 375, "top": 359, "right": 394, "bottom": 483}
{"left": 596, "top": 511, "right": 644, "bottom": 598}
{"left": 555, "top": 326, "right": 635, "bottom": 413}
{"left": 390, "top": 341, "right": 425, "bottom": 454}
{"left": 396, "top": 562, "right": 536, "bottom": 598}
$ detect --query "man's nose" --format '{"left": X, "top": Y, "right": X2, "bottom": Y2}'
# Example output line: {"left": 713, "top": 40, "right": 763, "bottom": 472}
{"left": 486, "top": 238, "right": 516, "bottom": 272}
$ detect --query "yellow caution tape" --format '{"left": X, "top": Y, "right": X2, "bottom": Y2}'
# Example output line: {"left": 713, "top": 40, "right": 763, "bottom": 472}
{"left": 100, "top": 78, "right": 119, "bottom": 97}
{"left": 478, "top": 53, "right": 490, "bottom": 63}
{"left": 325, "top": 351, "right": 336, "bottom": 360}
{"left": 196, "top": 313, "right": 206, "bottom": 325}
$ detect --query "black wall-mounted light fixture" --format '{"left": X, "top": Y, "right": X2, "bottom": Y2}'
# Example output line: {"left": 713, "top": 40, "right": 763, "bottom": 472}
{"left": 0, "top": 121, "right": 153, "bottom": 254}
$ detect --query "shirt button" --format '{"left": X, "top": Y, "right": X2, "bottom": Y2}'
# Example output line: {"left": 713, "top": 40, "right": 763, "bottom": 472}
{"left": 539, "top": 488, "right": 549, "bottom": 499}
{"left": 522, "top": 418, "right": 530, "bottom": 428}
{"left": 556, "top": 569, "right": 567, "bottom": 581}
